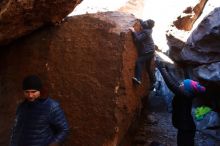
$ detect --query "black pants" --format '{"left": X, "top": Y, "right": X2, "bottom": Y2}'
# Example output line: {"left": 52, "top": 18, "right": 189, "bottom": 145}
{"left": 134, "top": 52, "right": 155, "bottom": 84}
{"left": 177, "top": 129, "right": 196, "bottom": 146}
{"left": 172, "top": 95, "right": 196, "bottom": 146}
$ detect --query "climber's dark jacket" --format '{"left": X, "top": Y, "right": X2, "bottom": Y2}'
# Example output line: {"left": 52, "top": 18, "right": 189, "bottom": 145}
{"left": 155, "top": 60, "right": 195, "bottom": 131}
{"left": 131, "top": 27, "right": 155, "bottom": 56}
{"left": 10, "top": 97, "right": 69, "bottom": 146}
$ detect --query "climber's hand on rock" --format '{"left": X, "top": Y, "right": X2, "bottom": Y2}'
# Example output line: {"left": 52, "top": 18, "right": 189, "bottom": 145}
{"left": 129, "top": 27, "right": 135, "bottom": 32}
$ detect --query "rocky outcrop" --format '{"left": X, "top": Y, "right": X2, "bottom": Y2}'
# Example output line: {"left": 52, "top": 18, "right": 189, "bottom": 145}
{"left": 166, "top": 2, "right": 220, "bottom": 94}
{"left": 194, "top": 62, "right": 220, "bottom": 84}
{"left": 0, "top": 0, "right": 81, "bottom": 46}
{"left": 166, "top": 0, "right": 209, "bottom": 61}
{"left": 182, "top": 7, "right": 220, "bottom": 63}
{"left": 173, "top": 0, "right": 207, "bottom": 31}
{"left": 167, "top": 3, "right": 220, "bottom": 64}
{"left": 166, "top": 2, "right": 220, "bottom": 60}
{"left": 166, "top": 29, "right": 188, "bottom": 62}
{"left": 180, "top": 7, "right": 220, "bottom": 84}
{"left": 0, "top": 12, "right": 149, "bottom": 146}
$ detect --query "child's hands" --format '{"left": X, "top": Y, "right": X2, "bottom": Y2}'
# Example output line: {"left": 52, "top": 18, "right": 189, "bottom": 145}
{"left": 129, "top": 27, "right": 135, "bottom": 32}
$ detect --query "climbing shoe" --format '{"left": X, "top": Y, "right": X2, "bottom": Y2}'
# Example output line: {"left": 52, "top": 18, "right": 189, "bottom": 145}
{"left": 132, "top": 77, "right": 141, "bottom": 85}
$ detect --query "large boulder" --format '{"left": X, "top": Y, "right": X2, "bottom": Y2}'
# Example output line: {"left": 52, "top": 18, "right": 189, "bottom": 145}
{"left": 194, "top": 62, "right": 220, "bottom": 84}
{"left": 166, "top": 2, "right": 220, "bottom": 96}
{"left": 181, "top": 7, "right": 220, "bottom": 64}
{"left": 0, "top": 12, "right": 149, "bottom": 146}
{"left": 166, "top": 0, "right": 211, "bottom": 62}
{"left": 166, "top": 30, "right": 188, "bottom": 62}
{"left": 0, "top": 0, "right": 81, "bottom": 46}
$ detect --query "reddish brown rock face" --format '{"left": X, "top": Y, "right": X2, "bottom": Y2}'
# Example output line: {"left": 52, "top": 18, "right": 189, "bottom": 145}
{"left": 0, "top": 12, "right": 149, "bottom": 146}
{"left": 0, "top": 0, "right": 81, "bottom": 46}
{"left": 173, "top": 0, "right": 207, "bottom": 31}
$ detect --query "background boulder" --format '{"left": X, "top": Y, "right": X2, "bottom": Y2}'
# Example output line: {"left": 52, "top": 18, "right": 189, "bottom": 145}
{"left": 181, "top": 7, "right": 220, "bottom": 64}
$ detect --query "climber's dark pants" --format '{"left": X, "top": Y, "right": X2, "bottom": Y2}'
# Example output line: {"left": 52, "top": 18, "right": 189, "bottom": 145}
{"left": 134, "top": 51, "right": 155, "bottom": 85}
{"left": 177, "top": 129, "right": 196, "bottom": 146}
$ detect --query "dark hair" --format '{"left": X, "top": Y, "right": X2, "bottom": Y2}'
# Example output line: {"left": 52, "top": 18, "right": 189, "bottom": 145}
{"left": 22, "top": 75, "right": 42, "bottom": 91}
{"left": 147, "top": 19, "right": 155, "bottom": 28}
{"left": 142, "top": 19, "right": 155, "bottom": 29}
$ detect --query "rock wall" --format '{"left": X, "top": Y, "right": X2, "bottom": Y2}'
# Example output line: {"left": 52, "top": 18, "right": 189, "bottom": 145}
{"left": 0, "top": 12, "right": 149, "bottom": 146}
{"left": 0, "top": 0, "right": 81, "bottom": 46}
{"left": 166, "top": 2, "right": 220, "bottom": 100}
{"left": 181, "top": 7, "right": 220, "bottom": 86}
{"left": 166, "top": 0, "right": 207, "bottom": 61}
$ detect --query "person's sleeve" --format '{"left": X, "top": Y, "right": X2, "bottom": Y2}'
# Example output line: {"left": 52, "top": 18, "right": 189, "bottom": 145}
{"left": 10, "top": 105, "right": 21, "bottom": 146}
{"left": 132, "top": 29, "right": 151, "bottom": 43}
{"left": 155, "top": 60, "right": 192, "bottom": 98}
{"left": 10, "top": 120, "right": 17, "bottom": 146}
{"left": 49, "top": 104, "right": 69, "bottom": 145}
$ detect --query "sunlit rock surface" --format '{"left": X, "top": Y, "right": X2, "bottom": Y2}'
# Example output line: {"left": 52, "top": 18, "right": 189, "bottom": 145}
{"left": 165, "top": 1, "right": 220, "bottom": 95}
{"left": 0, "top": 0, "right": 81, "bottom": 46}
{"left": 166, "top": 0, "right": 207, "bottom": 61}
{"left": 181, "top": 8, "right": 220, "bottom": 85}
{"left": 69, "top": 0, "right": 144, "bottom": 19}
{"left": 0, "top": 12, "right": 149, "bottom": 146}
{"left": 173, "top": 0, "right": 207, "bottom": 31}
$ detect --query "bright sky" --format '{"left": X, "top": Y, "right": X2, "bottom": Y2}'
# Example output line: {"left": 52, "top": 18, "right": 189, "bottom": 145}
{"left": 69, "top": 0, "right": 130, "bottom": 15}
{"left": 142, "top": 0, "right": 194, "bottom": 51}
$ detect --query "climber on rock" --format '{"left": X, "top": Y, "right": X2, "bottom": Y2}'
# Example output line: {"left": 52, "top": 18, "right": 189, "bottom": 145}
{"left": 129, "top": 19, "right": 156, "bottom": 90}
